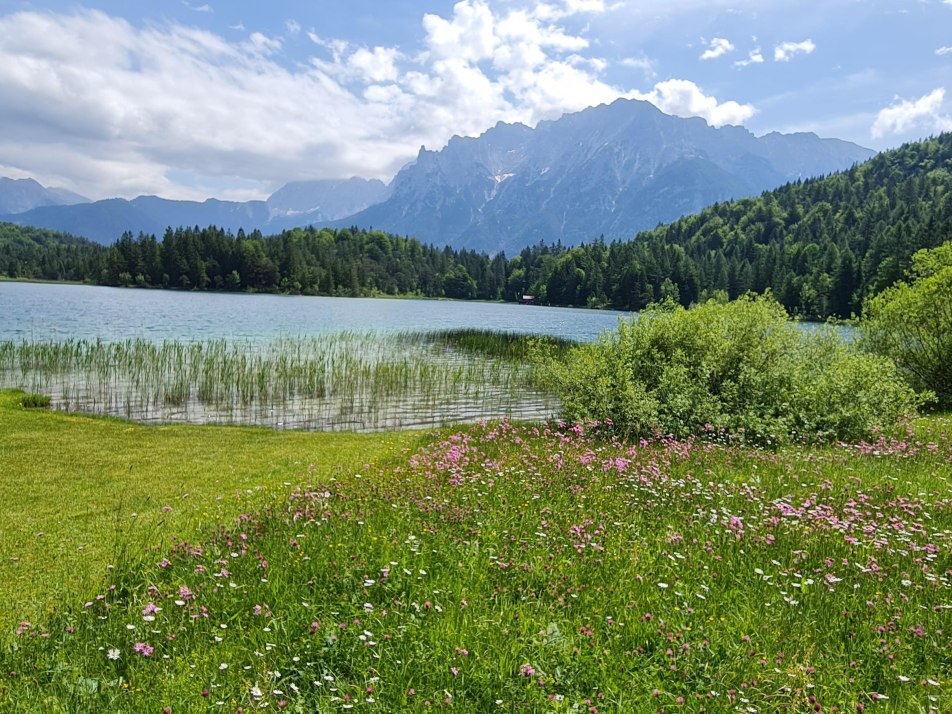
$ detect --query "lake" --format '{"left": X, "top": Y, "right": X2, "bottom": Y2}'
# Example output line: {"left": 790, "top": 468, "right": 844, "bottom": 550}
{"left": 0, "top": 282, "right": 631, "bottom": 431}
{"left": 0, "top": 283, "right": 853, "bottom": 433}
{"left": 0, "top": 282, "right": 630, "bottom": 343}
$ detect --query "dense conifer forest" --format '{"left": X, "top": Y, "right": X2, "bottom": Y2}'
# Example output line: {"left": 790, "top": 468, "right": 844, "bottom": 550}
{"left": 3, "top": 133, "right": 950, "bottom": 319}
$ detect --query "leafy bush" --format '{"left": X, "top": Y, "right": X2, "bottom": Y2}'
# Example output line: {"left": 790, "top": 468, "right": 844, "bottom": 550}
{"left": 19, "top": 392, "right": 51, "bottom": 409}
{"left": 543, "top": 294, "right": 919, "bottom": 444}
{"left": 859, "top": 242, "right": 952, "bottom": 408}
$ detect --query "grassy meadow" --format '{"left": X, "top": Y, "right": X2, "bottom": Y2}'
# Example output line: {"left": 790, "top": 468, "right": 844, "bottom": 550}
{"left": 0, "top": 389, "right": 419, "bottom": 633}
{"left": 1, "top": 388, "right": 950, "bottom": 712}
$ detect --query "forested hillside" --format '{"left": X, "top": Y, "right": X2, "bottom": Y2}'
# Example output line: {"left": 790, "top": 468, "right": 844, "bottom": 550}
{"left": 3, "top": 134, "right": 950, "bottom": 319}
{"left": 511, "top": 133, "right": 952, "bottom": 316}
{"left": 0, "top": 223, "right": 507, "bottom": 301}
{"left": 0, "top": 224, "right": 104, "bottom": 282}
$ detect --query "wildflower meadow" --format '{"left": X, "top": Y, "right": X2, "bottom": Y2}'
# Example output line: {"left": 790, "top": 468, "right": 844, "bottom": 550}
{"left": 3, "top": 417, "right": 950, "bottom": 712}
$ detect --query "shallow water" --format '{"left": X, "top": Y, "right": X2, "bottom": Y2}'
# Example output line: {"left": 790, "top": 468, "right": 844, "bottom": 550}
{"left": 0, "top": 334, "right": 559, "bottom": 432}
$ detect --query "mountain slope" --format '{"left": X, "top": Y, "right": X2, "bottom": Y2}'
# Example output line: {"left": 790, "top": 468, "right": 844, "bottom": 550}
{"left": 506, "top": 132, "right": 952, "bottom": 317}
{"left": 345, "top": 99, "right": 874, "bottom": 253}
{"left": 0, "top": 177, "right": 88, "bottom": 215}
{"left": 0, "top": 222, "right": 104, "bottom": 282}
{"left": 267, "top": 178, "right": 390, "bottom": 222}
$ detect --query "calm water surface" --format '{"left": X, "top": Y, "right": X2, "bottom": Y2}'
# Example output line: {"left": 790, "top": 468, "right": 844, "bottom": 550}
{"left": 0, "top": 282, "right": 629, "bottom": 342}
{"left": 0, "top": 282, "right": 852, "bottom": 432}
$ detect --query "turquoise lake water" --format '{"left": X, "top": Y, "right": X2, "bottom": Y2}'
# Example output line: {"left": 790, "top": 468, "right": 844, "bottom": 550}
{"left": 1, "top": 282, "right": 630, "bottom": 342}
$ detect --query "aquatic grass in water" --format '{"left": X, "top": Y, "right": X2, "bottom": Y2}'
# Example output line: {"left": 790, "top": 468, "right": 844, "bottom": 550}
{"left": 0, "top": 332, "right": 559, "bottom": 431}
{"left": 426, "top": 327, "right": 578, "bottom": 362}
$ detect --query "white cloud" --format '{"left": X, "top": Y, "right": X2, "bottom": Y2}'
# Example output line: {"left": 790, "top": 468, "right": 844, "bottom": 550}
{"left": 285, "top": 20, "right": 301, "bottom": 37}
{"left": 308, "top": 32, "right": 349, "bottom": 60}
{"left": 632, "top": 79, "right": 756, "bottom": 126}
{"left": 871, "top": 88, "right": 952, "bottom": 139}
{"left": 349, "top": 47, "right": 402, "bottom": 83}
{"left": 700, "top": 37, "right": 734, "bottom": 61}
{"left": 0, "top": 4, "right": 754, "bottom": 200}
{"left": 422, "top": 1, "right": 497, "bottom": 62}
{"left": 733, "top": 48, "right": 764, "bottom": 68}
{"left": 534, "top": 0, "right": 616, "bottom": 21}
{"left": 182, "top": 2, "right": 213, "bottom": 13}
{"left": 248, "top": 32, "right": 282, "bottom": 55}
{"left": 774, "top": 39, "right": 815, "bottom": 62}
{"left": 937, "top": 46, "right": 952, "bottom": 56}
{"left": 620, "top": 55, "right": 656, "bottom": 77}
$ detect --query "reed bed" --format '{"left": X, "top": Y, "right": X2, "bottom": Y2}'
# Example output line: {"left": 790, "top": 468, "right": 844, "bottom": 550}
{"left": 424, "top": 328, "right": 578, "bottom": 361}
{"left": 0, "top": 331, "right": 558, "bottom": 431}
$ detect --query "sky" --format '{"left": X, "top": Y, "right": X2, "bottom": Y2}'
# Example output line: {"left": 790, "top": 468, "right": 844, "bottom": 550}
{"left": 0, "top": 0, "right": 950, "bottom": 202}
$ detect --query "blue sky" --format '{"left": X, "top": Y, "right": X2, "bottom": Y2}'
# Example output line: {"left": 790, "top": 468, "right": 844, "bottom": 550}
{"left": 0, "top": 0, "right": 950, "bottom": 201}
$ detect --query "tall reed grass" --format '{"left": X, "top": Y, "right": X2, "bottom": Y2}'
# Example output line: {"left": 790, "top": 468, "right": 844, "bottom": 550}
{"left": 0, "top": 331, "right": 559, "bottom": 431}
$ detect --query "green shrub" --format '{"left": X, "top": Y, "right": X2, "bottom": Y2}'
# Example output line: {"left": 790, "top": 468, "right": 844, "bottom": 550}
{"left": 19, "top": 392, "right": 51, "bottom": 409}
{"left": 786, "top": 331, "right": 921, "bottom": 441}
{"left": 859, "top": 242, "right": 952, "bottom": 408}
{"left": 543, "top": 294, "right": 920, "bottom": 444}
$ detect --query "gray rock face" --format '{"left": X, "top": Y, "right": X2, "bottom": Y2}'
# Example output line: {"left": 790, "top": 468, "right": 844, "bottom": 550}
{"left": 344, "top": 99, "right": 875, "bottom": 254}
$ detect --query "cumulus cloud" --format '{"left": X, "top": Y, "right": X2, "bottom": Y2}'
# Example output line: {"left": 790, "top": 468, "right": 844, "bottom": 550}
{"left": 733, "top": 48, "right": 764, "bottom": 68}
{"left": 349, "top": 47, "right": 402, "bottom": 83}
{"left": 774, "top": 39, "right": 815, "bottom": 62}
{"left": 632, "top": 79, "right": 756, "bottom": 126}
{"left": 937, "top": 46, "right": 952, "bottom": 56}
{"left": 871, "top": 88, "right": 952, "bottom": 139}
{"left": 700, "top": 37, "right": 734, "bottom": 61}
{"left": 423, "top": 2, "right": 497, "bottom": 62}
{"left": 0, "top": 3, "right": 754, "bottom": 200}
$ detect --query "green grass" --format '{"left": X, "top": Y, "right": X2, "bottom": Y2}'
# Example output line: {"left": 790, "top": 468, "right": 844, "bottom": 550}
{"left": 426, "top": 328, "right": 577, "bottom": 362}
{"left": 17, "top": 392, "right": 51, "bottom": 409}
{"left": 0, "top": 389, "right": 419, "bottom": 633}
{"left": 1, "top": 404, "right": 950, "bottom": 711}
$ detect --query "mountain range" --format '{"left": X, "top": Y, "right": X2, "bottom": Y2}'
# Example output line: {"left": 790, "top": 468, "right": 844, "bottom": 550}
{"left": 343, "top": 100, "right": 875, "bottom": 253}
{"left": 0, "top": 178, "right": 389, "bottom": 245}
{"left": 1, "top": 99, "right": 875, "bottom": 252}
{"left": 0, "top": 177, "right": 88, "bottom": 215}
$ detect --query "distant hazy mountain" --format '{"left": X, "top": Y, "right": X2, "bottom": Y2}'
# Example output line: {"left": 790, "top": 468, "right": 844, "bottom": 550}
{"left": 0, "top": 177, "right": 88, "bottom": 215}
{"left": 342, "top": 99, "right": 875, "bottom": 254}
{"left": 0, "top": 178, "right": 390, "bottom": 245}
{"left": 267, "top": 178, "right": 390, "bottom": 222}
